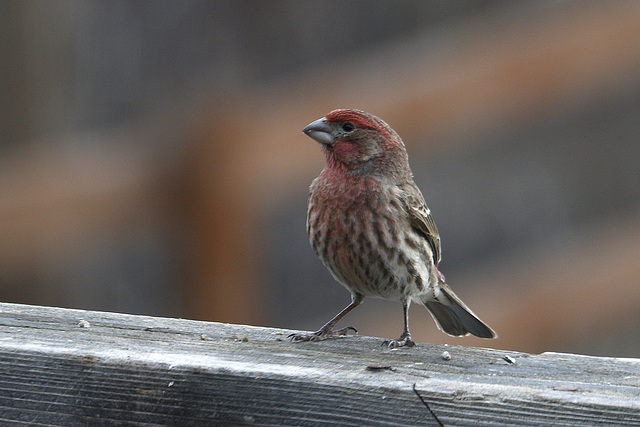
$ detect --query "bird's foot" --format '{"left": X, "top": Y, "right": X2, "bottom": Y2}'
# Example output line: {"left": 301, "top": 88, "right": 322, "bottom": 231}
{"left": 382, "top": 332, "right": 415, "bottom": 348}
{"left": 288, "top": 326, "right": 357, "bottom": 342}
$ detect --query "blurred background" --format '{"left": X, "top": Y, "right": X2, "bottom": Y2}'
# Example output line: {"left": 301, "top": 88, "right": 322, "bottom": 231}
{"left": 2, "top": 1, "right": 640, "bottom": 357}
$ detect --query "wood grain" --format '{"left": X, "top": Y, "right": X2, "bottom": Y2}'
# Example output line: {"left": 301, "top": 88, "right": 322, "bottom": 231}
{"left": 0, "top": 303, "right": 637, "bottom": 426}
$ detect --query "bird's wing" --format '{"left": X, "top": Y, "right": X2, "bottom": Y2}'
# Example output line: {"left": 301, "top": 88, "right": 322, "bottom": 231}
{"left": 401, "top": 182, "right": 442, "bottom": 265}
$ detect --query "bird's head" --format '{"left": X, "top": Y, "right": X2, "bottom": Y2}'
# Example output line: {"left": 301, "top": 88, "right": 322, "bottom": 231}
{"left": 303, "top": 109, "right": 410, "bottom": 178}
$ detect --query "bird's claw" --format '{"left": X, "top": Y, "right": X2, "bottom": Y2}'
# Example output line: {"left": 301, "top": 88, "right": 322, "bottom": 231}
{"left": 382, "top": 335, "right": 415, "bottom": 349}
{"left": 288, "top": 326, "right": 358, "bottom": 342}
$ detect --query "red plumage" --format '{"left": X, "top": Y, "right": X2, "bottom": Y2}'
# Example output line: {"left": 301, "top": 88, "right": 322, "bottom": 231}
{"left": 291, "top": 109, "right": 496, "bottom": 347}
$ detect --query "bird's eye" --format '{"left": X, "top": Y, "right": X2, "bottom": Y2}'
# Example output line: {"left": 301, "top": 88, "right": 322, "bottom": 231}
{"left": 341, "top": 122, "right": 355, "bottom": 133}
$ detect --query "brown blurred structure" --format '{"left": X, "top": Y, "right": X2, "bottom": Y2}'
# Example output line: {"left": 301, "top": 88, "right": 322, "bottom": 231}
{"left": 1, "top": 1, "right": 640, "bottom": 356}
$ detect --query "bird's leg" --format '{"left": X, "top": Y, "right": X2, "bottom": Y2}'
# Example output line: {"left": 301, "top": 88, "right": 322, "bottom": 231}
{"left": 383, "top": 299, "right": 416, "bottom": 348}
{"left": 289, "top": 294, "right": 363, "bottom": 342}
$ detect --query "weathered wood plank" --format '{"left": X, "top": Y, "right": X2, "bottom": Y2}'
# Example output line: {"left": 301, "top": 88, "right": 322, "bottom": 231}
{"left": 0, "top": 302, "right": 637, "bottom": 426}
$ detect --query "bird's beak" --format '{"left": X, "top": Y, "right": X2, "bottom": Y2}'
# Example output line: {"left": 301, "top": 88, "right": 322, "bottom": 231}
{"left": 302, "top": 117, "right": 335, "bottom": 146}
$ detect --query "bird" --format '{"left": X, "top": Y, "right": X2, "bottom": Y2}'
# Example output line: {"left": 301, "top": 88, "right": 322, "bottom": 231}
{"left": 289, "top": 109, "right": 496, "bottom": 348}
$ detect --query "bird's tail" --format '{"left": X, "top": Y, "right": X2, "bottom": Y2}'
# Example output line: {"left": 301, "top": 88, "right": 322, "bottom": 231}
{"left": 422, "top": 280, "right": 497, "bottom": 339}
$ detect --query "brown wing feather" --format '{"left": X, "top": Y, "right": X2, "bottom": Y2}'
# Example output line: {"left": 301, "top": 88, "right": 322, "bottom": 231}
{"left": 401, "top": 182, "right": 442, "bottom": 265}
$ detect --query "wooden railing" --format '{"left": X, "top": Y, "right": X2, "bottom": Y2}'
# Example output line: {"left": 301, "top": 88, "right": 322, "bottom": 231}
{"left": 0, "top": 302, "right": 637, "bottom": 425}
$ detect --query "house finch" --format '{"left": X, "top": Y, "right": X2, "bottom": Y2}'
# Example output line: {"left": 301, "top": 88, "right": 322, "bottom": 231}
{"left": 290, "top": 109, "right": 496, "bottom": 348}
